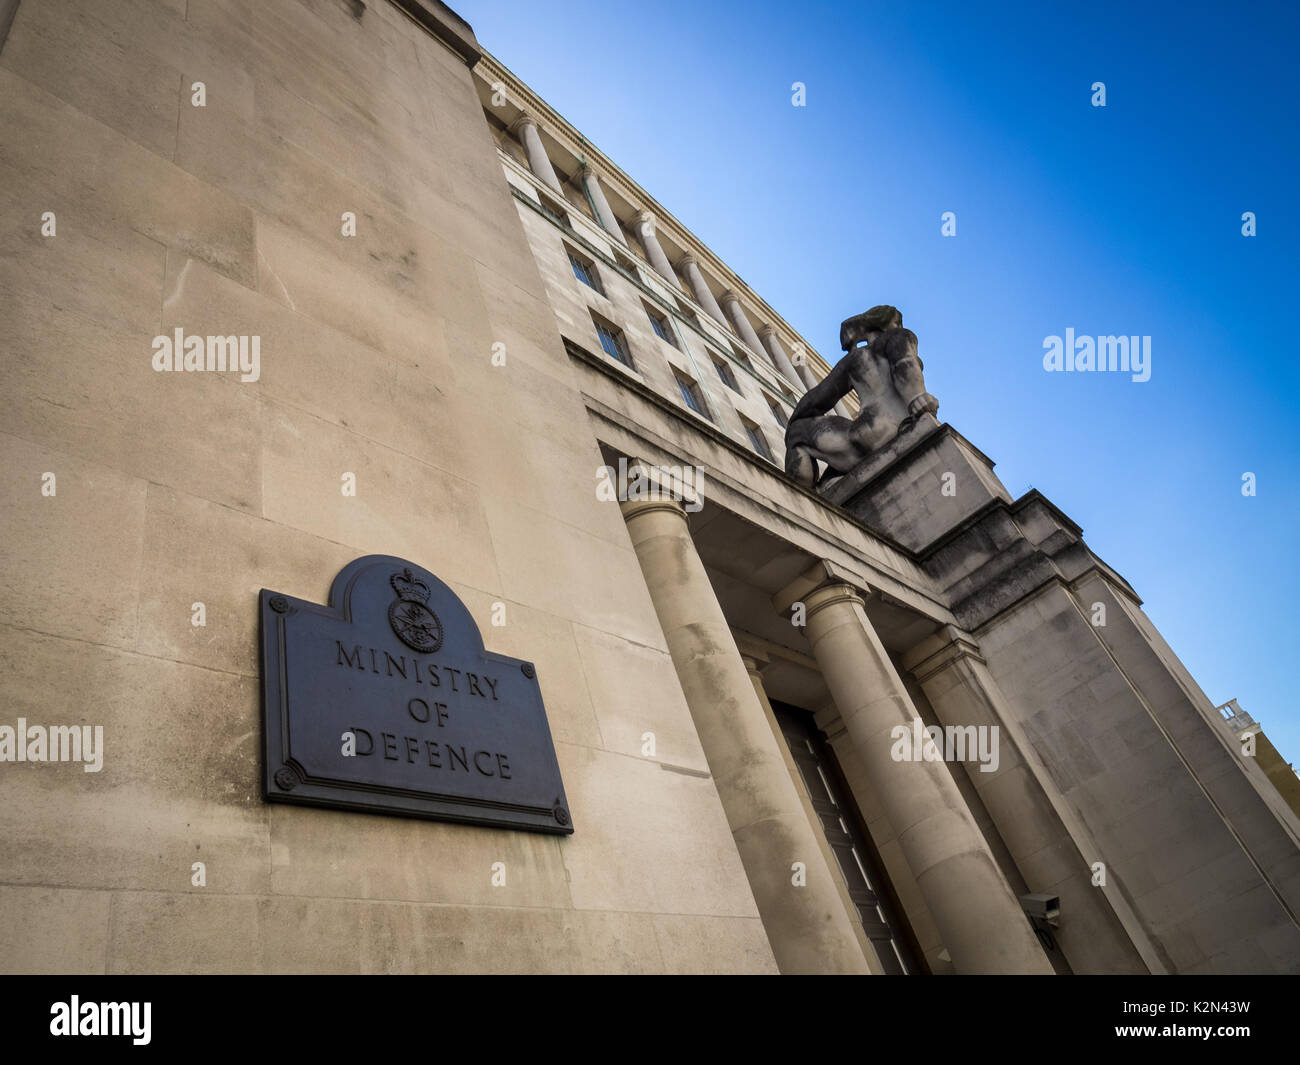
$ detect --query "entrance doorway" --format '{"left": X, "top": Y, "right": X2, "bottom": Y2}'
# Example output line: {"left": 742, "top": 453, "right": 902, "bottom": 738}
{"left": 773, "top": 701, "right": 925, "bottom": 974}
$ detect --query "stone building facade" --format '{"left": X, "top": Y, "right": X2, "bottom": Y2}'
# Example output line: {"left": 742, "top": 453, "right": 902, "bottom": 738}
{"left": 0, "top": 0, "right": 1297, "bottom": 974}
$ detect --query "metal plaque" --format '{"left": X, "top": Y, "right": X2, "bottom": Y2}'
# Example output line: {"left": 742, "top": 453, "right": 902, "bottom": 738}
{"left": 259, "top": 554, "right": 573, "bottom": 834}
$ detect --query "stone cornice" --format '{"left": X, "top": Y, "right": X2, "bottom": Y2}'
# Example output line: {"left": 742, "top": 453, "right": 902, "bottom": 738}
{"left": 387, "top": 0, "right": 481, "bottom": 66}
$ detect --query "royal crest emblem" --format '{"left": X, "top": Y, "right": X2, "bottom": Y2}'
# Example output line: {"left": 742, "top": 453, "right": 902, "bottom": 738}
{"left": 388, "top": 567, "right": 444, "bottom": 653}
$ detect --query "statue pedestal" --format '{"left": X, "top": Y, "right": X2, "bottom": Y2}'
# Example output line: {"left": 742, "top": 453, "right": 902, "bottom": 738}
{"left": 821, "top": 415, "right": 1013, "bottom": 553}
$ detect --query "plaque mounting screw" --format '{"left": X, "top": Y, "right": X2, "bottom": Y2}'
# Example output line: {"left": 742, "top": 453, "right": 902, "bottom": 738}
{"left": 521, "top": 662, "right": 535, "bottom": 679}
{"left": 269, "top": 596, "right": 289, "bottom": 613}
{"left": 553, "top": 805, "right": 570, "bottom": 826}
{"left": 274, "top": 766, "right": 298, "bottom": 790}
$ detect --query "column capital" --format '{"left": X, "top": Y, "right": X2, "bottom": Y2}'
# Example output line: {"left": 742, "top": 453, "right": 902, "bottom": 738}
{"left": 676, "top": 252, "right": 699, "bottom": 269}
{"left": 773, "top": 559, "right": 868, "bottom": 614}
{"left": 901, "top": 624, "right": 985, "bottom": 679}
{"left": 509, "top": 112, "right": 537, "bottom": 134}
{"left": 577, "top": 161, "right": 597, "bottom": 180}
{"left": 719, "top": 289, "right": 741, "bottom": 307}
{"left": 757, "top": 323, "right": 777, "bottom": 340}
{"left": 634, "top": 209, "right": 656, "bottom": 237}
{"left": 618, "top": 496, "right": 687, "bottom": 524}
{"left": 803, "top": 582, "right": 866, "bottom": 621}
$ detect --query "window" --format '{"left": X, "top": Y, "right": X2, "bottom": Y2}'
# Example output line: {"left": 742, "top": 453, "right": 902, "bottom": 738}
{"left": 673, "top": 370, "right": 709, "bottom": 419}
{"left": 729, "top": 343, "right": 753, "bottom": 372}
{"left": 614, "top": 249, "right": 641, "bottom": 279}
{"left": 591, "top": 313, "right": 633, "bottom": 368}
{"left": 713, "top": 358, "right": 741, "bottom": 393}
{"left": 538, "top": 193, "right": 571, "bottom": 228}
{"left": 743, "top": 419, "right": 775, "bottom": 462}
{"left": 769, "top": 399, "right": 788, "bottom": 427}
{"left": 567, "top": 247, "right": 603, "bottom": 294}
{"left": 645, "top": 306, "right": 676, "bottom": 347}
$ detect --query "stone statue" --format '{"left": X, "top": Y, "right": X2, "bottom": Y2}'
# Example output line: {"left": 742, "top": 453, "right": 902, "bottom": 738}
{"left": 783, "top": 305, "right": 939, "bottom": 488}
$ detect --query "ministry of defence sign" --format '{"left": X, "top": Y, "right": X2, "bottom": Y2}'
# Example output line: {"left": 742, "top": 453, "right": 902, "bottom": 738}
{"left": 259, "top": 554, "right": 573, "bottom": 834}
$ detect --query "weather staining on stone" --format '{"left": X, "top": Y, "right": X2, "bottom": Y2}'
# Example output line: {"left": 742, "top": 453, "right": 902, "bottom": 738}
{"left": 783, "top": 305, "right": 939, "bottom": 488}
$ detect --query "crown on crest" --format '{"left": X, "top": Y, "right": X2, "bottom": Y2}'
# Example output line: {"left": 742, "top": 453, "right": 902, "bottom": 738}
{"left": 390, "top": 568, "right": 431, "bottom": 604}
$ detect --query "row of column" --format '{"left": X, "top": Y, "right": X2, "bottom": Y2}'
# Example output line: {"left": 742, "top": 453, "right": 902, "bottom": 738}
{"left": 510, "top": 113, "right": 848, "bottom": 409}
{"left": 621, "top": 492, "right": 1053, "bottom": 974}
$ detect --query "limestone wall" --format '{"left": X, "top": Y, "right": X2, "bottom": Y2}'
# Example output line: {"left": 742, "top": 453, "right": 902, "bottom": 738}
{"left": 0, "top": 0, "right": 776, "bottom": 974}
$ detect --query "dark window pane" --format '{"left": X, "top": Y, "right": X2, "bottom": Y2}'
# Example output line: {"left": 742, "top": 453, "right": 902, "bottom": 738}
{"left": 648, "top": 311, "right": 671, "bottom": 342}
{"left": 745, "top": 423, "right": 774, "bottom": 461}
{"left": 595, "top": 322, "right": 631, "bottom": 367}
{"left": 675, "top": 374, "right": 706, "bottom": 416}
{"left": 569, "top": 252, "right": 600, "bottom": 293}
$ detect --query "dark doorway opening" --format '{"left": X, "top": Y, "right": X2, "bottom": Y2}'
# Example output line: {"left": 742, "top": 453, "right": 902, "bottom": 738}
{"left": 772, "top": 700, "right": 927, "bottom": 974}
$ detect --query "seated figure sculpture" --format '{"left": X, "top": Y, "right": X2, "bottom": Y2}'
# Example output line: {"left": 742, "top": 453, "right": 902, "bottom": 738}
{"left": 783, "top": 305, "right": 939, "bottom": 488}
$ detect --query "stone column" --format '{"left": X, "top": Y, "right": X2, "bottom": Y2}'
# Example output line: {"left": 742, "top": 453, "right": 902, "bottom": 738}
{"left": 785, "top": 343, "right": 850, "bottom": 417}
{"left": 719, "top": 291, "right": 767, "bottom": 359}
{"left": 621, "top": 497, "right": 871, "bottom": 974}
{"left": 509, "top": 114, "right": 562, "bottom": 194}
{"left": 757, "top": 325, "right": 807, "bottom": 394}
{"left": 634, "top": 211, "right": 680, "bottom": 288}
{"left": 677, "top": 254, "right": 728, "bottom": 326}
{"left": 578, "top": 164, "right": 628, "bottom": 246}
{"left": 795, "top": 580, "right": 1053, "bottom": 974}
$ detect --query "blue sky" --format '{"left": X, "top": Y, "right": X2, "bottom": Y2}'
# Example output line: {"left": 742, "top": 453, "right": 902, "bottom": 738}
{"left": 457, "top": 0, "right": 1300, "bottom": 759}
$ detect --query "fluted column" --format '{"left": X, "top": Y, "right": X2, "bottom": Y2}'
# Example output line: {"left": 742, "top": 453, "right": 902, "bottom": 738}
{"left": 509, "top": 114, "right": 562, "bottom": 194}
{"left": 795, "top": 580, "right": 1053, "bottom": 974}
{"left": 578, "top": 164, "right": 628, "bottom": 246}
{"left": 757, "top": 325, "right": 806, "bottom": 393}
{"left": 621, "top": 497, "right": 872, "bottom": 974}
{"left": 634, "top": 211, "right": 680, "bottom": 287}
{"left": 677, "top": 254, "right": 727, "bottom": 325}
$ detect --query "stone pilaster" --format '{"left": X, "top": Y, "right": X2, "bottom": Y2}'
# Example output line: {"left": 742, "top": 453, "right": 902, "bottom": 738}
{"left": 621, "top": 497, "right": 872, "bottom": 974}
{"left": 903, "top": 625, "right": 1152, "bottom": 973}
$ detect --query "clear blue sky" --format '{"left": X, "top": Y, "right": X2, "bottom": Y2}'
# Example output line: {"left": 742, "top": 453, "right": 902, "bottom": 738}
{"left": 457, "top": 0, "right": 1300, "bottom": 760}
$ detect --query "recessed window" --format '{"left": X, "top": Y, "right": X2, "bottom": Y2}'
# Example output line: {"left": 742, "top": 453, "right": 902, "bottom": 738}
{"left": 743, "top": 419, "right": 775, "bottom": 462}
{"left": 673, "top": 370, "right": 709, "bottom": 419}
{"left": 729, "top": 343, "right": 753, "bottom": 372}
{"left": 768, "top": 399, "right": 788, "bottom": 427}
{"left": 591, "top": 313, "right": 633, "bottom": 368}
{"left": 645, "top": 305, "right": 676, "bottom": 347}
{"left": 713, "top": 358, "right": 741, "bottom": 393}
{"left": 539, "top": 193, "right": 571, "bottom": 228}
{"left": 567, "top": 247, "right": 603, "bottom": 294}
{"left": 614, "top": 249, "right": 641, "bottom": 279}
